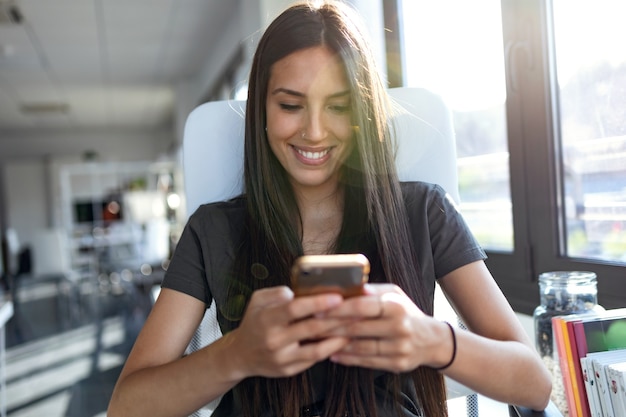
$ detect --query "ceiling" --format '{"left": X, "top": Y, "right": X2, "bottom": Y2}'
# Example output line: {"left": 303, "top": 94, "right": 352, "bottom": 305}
{"left": 0, "top": 0, "right": 237, "bottom": 131}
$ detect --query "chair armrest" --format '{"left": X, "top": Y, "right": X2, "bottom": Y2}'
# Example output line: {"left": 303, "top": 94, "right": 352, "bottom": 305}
{"left": 509, "top": 401, "right": 564, "bottom": 417}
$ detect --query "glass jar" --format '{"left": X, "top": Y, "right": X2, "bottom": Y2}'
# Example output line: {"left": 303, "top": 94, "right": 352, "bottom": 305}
{"left": 533, "top": 271, "right": 603, "bottom": 358}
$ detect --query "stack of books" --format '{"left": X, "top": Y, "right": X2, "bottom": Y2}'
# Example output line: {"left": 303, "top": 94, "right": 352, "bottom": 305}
{"left": 552, "top": 308, "right": 626, "bottom": 417}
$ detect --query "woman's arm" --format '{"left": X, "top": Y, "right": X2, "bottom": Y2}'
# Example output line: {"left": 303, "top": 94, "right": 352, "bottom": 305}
{"left": 107, "top": 289, "right": 238, "bottom": 417}
{"left": 437, "top": 261, "right": 552, "bottom": 410}
{"left": 107, "top": 287, "right": 352, "bottom": 417}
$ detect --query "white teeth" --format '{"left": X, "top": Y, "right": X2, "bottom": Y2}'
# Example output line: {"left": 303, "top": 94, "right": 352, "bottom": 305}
{"left": 296, "top": 148, "right": 330, "bottom": 160}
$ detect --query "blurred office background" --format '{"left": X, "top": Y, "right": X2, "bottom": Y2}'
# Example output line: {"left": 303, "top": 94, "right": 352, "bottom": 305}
{"left": 0, "top": 1, "right": 297, "bottom": 416}
{"left": 1, "top": 0, "right": 625, "bottom": 416}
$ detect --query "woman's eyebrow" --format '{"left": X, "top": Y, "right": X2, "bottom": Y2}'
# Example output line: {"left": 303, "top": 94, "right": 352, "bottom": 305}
{"left": 271, "top": 88, "right": 351, "bottom": 99}
{"left": 328, "top": 90, "right": 351, "bottom": 99}
{"left": 271, "top": 87, "right": 304, "bottom": 97}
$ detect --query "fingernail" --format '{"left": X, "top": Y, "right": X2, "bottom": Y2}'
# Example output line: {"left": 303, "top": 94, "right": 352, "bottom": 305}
{"left": 327, "top": 294, "right": 343, "bottom": 306}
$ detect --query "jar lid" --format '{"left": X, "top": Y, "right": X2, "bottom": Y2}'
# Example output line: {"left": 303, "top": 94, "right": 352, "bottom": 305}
{"left": 538, "top": 271, "right": 597, "bottom": 285}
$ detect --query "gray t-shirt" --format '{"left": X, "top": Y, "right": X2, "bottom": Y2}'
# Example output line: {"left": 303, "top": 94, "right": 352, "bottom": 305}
{"left": 162, "top": 181, "right": 487, "bottom": 416}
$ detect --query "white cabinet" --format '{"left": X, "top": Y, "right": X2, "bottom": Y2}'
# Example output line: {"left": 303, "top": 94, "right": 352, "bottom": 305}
{"left": 58, "top": 161, "right": 181, "bottom": 279}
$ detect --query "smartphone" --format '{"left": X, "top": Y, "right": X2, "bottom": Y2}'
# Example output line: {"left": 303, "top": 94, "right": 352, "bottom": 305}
{"left": 291, "top": 253, "right": 370, "bottom": 297}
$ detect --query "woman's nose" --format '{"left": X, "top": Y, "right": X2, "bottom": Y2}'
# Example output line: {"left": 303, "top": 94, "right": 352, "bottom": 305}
{"left": 303, "top": 110, "right": 327, "bottom": 141}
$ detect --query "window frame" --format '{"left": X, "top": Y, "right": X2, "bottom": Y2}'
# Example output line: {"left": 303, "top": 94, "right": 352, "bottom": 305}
{"left": 386, "top": 0, "right": 625, "bottom": 314}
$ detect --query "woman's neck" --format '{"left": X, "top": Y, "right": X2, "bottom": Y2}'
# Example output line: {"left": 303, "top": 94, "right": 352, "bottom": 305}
{"left": 293, "top": 183, "right": 344, "bottom": 255}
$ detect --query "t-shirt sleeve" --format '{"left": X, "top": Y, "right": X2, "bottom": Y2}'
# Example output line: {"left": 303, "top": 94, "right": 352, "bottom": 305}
{"left": 161, "top": 199, "right": 245, "bottom": 308}
{"left": 161, "top": 210, "right": 212, "bottom": 305}
{"left": 403, "top": 182, "right": 487, "bottom": 279}
{"left": 427, "top": 185, "right": 487, "bottom": 277}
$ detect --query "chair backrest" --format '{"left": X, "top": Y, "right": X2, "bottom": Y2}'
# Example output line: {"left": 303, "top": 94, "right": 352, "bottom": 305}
{"left": 4, "top": 227, "right": 21, "bottom": 276}
{"left": 30, "top": 228, "right": 71, "bottom": 278}
{"left": 180, "top": 87, "right": 459, "bottom": 416}
{"left": 183, "top": 87, "right": 458, "bottom": 216}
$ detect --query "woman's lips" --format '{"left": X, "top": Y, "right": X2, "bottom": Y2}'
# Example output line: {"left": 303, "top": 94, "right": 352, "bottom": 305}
{"left": 292, "top": 145, "right": 333, "bottom": 164}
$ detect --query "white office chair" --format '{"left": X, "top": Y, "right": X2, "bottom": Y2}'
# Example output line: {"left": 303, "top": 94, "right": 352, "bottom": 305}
{"left": 183, "top": 87, "right": 459, "bottom": 217}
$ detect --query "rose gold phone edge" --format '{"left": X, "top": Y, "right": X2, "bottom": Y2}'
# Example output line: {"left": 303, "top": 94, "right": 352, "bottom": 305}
{"left": 290, "top": 253, "right": 370, "bottom": 297}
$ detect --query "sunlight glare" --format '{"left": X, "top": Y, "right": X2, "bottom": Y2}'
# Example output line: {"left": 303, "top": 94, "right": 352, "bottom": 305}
{"left": 402, "top": 0, "right": 506, "bottom": 112}
{"left": 552, "top": 0, "right": 626, "bottom": 85}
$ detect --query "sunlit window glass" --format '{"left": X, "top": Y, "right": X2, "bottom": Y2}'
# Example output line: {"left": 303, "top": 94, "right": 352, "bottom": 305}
{"left": 552, "top": 0, "right": 626, "bottom": 263}
{"left": 399, "top": 0, "right": 512, "bottom": 251}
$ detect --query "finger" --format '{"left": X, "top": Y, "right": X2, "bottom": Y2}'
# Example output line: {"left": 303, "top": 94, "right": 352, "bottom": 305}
{"left": 265, "top": 336, "right": 351, "bottom": 378}
{"left": 250, "top": 288, "right": 343, "bottom": 325}
{"left": 330, "top": 352, "right": 398, "bottom": 372}
{"left": 330, "top": 339, "right": 415, "bottom": 372}
{"left": 337, "top": 338, "right": 401, "bottom": 357}
{"left": 362, "top": 283, "right": 405, "bottom": 296}
{"left": 327, "top": 318, "right": 393, "bottom": 339}
{"left": 339, "top": 338, "right": 379, "bottom": 356}
{"left": 322, "top": 294, "right": 381, "bottom": 319}
{"left": 325, "top": 291, "right": 404, "bottom": 321}
{"left": 255, "top": 296, "right": 348, "bottom": 348}
{"left": 277, "top": 314, "right": 355, "bottom": 347}
{"left": 249, "top": 286, "right": 294, "bottom": 307}
{"left": 283, "top": 293, "right": 344, "bottom": 322}
{"left": 297, "top": 335, "right": 351, "bottom": 361}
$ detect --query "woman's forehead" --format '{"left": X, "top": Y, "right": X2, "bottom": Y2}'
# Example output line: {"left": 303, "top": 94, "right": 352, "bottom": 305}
{"left": 268, "top": 46, "right": 349, "bottom": 97}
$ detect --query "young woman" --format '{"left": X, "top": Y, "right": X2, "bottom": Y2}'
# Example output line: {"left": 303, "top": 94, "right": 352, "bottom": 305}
{"left": 108, "top": 2, "right": 552, "bottom": 416}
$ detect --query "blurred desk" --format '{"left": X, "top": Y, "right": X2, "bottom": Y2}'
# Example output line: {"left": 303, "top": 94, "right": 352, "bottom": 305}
{"left": 512, "top": 402, "right": 564, "bottom": 417}
{"left": 447, "top": 378, "right": 563, "bottom": 416}
{"left": 0, "top": 298, "right": 13, "bottom": 417}
{"left": 447, "top": 394, "right": 563, "bottom": 416}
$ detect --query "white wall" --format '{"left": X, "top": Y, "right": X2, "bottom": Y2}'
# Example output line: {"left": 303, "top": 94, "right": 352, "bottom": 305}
{"left": 517, "top": 312, "right": 534, "bottom": 342}
{"left": 3, "top": 161, "right": 48, "bottom": 250}
{"left": 1, "top": 0, "right": 390, "bottom": 262}
{"left": 172, "top": 0, "right": 390, "bottom": 150}
{"left": 1, "top": 128, "right": 174, "bottom": 254}
{"left": 0, "top": 128, "right": 172, "bottom": 162}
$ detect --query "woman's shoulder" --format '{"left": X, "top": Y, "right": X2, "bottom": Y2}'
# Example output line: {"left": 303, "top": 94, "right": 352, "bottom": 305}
{"left": 188, "top": 195, "right": 247, "bottom": 232}
{"left": 193, "top": 195, "right": 246, "bottom": 214}
{"left": 400, "top": 181, "right": 449, "bottom": 200}
{"left": 400, "top": 181, "right": 460, "bottom": 216}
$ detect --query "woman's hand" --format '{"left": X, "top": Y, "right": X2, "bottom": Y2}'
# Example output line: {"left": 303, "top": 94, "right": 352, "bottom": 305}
{"left": 225, "top": 286, "right": 352, "bottom": 379}
{"left": 323, "top": 283, "right": 453, "bottom": 373}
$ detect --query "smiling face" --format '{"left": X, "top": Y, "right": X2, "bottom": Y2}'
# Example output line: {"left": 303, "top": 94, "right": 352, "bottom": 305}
{"left": 265, "top": 46, "right": 354, "bottom": 193}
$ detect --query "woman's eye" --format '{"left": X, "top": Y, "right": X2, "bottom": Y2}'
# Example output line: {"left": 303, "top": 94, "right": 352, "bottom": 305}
{"left": 279, "top": 103, "right": 301, "bottom": 111}
{"left": 329, "top": 104, "right": 351, "bottom": 114}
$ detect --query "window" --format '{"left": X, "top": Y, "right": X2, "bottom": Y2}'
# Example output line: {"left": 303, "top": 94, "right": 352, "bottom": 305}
{"left": 399, "top": 0, "right": 513, "bottom": 252}
{"left": 552, "top": 0, "right": 626, "bottom": 263}
{"left": 392, "top": 0, "right": 625, "bottom": 313}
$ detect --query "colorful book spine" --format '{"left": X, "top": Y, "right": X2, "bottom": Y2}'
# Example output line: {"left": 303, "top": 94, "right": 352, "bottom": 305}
{"left": 556, "top": 308, "right": 626, "bottom": 416}
{"left": 565, "top": 317, "right": 590, "bottom": 417}
{"left": 553, "top": 316, "right": 579, "bottom": 417}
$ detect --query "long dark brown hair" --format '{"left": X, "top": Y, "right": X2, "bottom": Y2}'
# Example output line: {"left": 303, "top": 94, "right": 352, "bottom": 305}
{"left": 227, "top": 2, "right": 447, "bottom": 416}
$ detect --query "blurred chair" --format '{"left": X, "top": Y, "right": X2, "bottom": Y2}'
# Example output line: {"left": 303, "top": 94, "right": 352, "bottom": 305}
{"left": 4, "top": 228, "right": 21, "bottom": 278}
{"left": 26, "top": 228, "right": 85, "bottom": 330}
{"left": 3, "top": 228, "right": 29, "bottom": 298}
{"left": 30, "top": 228, "right": 72, "bottom": 278}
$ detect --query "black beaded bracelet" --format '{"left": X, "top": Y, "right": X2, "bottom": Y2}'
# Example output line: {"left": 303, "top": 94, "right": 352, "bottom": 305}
{"left": 432, "top": 321, "right": 457, "bottom": 371}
